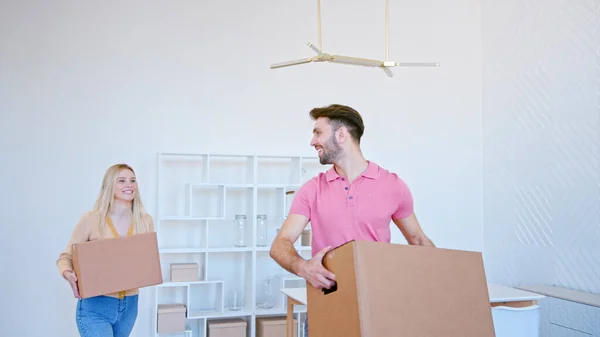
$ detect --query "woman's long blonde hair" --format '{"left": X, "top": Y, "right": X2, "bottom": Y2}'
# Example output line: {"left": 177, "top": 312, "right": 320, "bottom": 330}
{"left": 92, "top": 163, "right": 150, "bottom": 234}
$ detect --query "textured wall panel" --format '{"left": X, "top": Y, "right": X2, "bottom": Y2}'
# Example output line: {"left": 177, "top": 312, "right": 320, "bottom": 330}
{"left": 482, "top": 0, "right": 600, "bottom": 335}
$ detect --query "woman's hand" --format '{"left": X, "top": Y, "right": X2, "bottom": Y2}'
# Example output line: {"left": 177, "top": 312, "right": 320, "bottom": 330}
{"left": 63, "top": 270, "right": 81, "bottom": 299}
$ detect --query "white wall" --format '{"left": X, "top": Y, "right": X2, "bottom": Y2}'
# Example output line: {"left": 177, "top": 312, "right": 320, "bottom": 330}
{"left": 0, "top": 0, "right": 482, "bottom": 336}
{"left": 482, "top": 0, "right": 600, "bottom": 335}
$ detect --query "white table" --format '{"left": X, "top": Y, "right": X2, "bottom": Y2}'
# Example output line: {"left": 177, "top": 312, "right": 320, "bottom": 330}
{"left": 281, "top": 283, "right": 545, "bottom": 337}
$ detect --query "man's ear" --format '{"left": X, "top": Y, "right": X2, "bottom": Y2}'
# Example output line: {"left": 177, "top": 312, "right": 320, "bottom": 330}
{"left": 336, "top": 126, "right": 348, "bottom": 143}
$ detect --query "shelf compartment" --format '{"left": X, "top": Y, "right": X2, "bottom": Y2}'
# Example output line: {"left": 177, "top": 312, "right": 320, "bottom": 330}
{"left": 256, "top": 251, "right": 295, "bottom": 281}
{"left": 256, "top": 187, "right": 288, "bottom": 247}
{"left": 255, "top": 251, "right": 295, "bottom": 313}
{"left": 283, "top": 186, "right": 300, "bottom": 220}
{"left": 188, "top": 184, "right": 226, "bottom": 219}
{"left": 160, "top": 252, "right": 207, "bottom": 283}
{"left": 206, "top": 251, "right": 253, "bottom": 313}
{"left": 180, "top": 320, "right": 204, "bottom": 337}
{"left": 256, "top": 156, "right": 302, "bottom": 185}
{"left": 157, "top": 219, "right": 207, "bottom": 251}
{"left": 158, "top": 154, "right": 209, "bottom": 217}
{"left": 205, "top": 186, "right": 254, "bottom": 249}
{"left": 157, "top": 284, "right": 189, "bottom": 311}
{"left": 187, "top": 281, "right": 224, "bottom": 318}
{"left": 208, "top": 155, "right": 254, "bottom": 185}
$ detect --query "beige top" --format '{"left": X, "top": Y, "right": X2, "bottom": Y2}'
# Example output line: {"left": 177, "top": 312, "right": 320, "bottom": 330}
{"left": 56, "top": 211, "right": 155, "bottom": 299}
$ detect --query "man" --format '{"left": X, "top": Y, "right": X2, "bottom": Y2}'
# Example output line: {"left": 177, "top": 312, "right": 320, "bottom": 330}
{"left": 269, "top": 104, "right": 435, "bottom": 335}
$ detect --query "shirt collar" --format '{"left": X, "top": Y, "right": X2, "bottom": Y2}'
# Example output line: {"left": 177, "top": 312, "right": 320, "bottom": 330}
{"left": 325, "top": 161, "right": 379, "bottom": 182}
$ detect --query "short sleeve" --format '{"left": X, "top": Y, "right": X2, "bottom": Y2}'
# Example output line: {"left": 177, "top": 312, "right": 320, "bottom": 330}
{"left": 392, "top": 177, "right": 414, "bottom": 220}
{"left": 288, "top": 180, "right": 316, "bottom": 219}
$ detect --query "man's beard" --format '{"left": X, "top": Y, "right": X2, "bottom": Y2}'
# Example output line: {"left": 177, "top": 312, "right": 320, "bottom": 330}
{"left": 319, "top": 136, "right": 343, "bottom": 165}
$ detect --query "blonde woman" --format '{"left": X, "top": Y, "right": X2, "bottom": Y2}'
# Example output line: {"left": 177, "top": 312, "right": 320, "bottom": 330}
{"left": 57, "top": 163, "right": 155, "bottom": 337}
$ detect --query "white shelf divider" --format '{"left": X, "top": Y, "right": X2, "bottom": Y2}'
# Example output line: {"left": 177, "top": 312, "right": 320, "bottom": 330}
{"left": 153, "top": 152, "right": 328, "bottom": 337}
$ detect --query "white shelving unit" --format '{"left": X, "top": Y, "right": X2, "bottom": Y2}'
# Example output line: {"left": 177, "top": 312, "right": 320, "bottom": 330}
{"left": 152, "top": 152, "right": 328, "bottom": 337}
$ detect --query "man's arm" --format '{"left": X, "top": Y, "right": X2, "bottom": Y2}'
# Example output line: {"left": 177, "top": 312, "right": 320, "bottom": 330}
{"left": 269, "top": 213, "right": 309, "bottom": 275}
{"left": 393, "top": 213, "right": 435, "bottom": 247}
{"left": 270, "top": 213, "right": 336, "bottom": 289}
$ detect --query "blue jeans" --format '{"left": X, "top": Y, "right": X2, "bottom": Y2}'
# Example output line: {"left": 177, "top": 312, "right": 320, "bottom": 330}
{"left": 304, "top": 316, "right": 308, "bottom": 337}
{"left": 76, "top": 295, "right": 138, "bottom": 337}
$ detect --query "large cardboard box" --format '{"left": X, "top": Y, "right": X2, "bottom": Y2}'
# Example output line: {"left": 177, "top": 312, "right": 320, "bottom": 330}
{"left": 307, "top": 240, "right": 495, "bottom": 337}
{"left": 72, "top": 232, "right": 163, "bottom": 298}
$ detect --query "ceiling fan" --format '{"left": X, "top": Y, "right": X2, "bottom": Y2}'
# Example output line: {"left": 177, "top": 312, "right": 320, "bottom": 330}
{"left": 269, "top": 0, "right": 439, "bottom": 77}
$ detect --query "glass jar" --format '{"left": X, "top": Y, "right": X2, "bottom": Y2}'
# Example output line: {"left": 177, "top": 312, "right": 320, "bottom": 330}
{"left": 256, "top": 278, "right": 275, "bottom": 309}
{"left": 256, "top": 214, "right": 268, "bottom": 247}
{"left": 234, "top": 214, "right": 246, "bottom": 247}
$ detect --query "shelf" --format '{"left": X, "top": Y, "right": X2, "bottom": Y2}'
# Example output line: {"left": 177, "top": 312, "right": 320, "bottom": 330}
{"left": 193, "top": 309, "right": 254, "bottom": 319}
{"left": 155, "top": 152, "right": 327, "bottom": 337}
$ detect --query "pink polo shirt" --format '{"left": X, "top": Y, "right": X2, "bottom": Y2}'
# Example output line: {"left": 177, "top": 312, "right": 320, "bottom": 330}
{"left": 290, "top": 161, "right": 414, "bottom": 257}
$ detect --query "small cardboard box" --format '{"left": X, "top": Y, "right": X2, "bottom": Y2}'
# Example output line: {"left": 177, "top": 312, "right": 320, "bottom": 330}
{"left": 170, "top": 263, "right": 199, "bottom": 282}
{"left": 72, "top": 232, "right": 163, "bottom": 298}
{"left": 157, "top": 304, "right": 187, "bottom": 333}
{"left": 207, "top": 318, "right": 247, "bottom": 337}
{"left": 257, "top": 316, "right": 298, "bottom": 337}
{"left": 307, "top": 240, "right": 496, "bottom": 337}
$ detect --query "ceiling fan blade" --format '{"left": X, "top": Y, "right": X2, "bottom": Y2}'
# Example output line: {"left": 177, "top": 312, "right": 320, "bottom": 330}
{"left": 327, "top": 54, "right": 385, "bottom": 67}
{"left": 396, "top": 62, "right": 440, "bottom": 67}
{"left": 270, "top": 57, "right": 314, "bottom": 69}
{"left": 307, "top": 42, "right": 322, "bottom": 55}
{"left": 382, "top": 67, "right": 394, "bottom": 77}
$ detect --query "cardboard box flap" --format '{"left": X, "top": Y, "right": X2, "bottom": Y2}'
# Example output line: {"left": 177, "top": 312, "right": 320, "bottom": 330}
{"left": 157, "top": 304, "right": 187, "bottom": 314}
{"left": 208, "top": 318, "right": 247, "bottom": 328}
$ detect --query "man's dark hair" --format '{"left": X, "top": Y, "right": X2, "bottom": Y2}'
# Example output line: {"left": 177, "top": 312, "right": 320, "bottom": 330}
{"left": 309, "top": 104, "right": 365, "bottom": 144}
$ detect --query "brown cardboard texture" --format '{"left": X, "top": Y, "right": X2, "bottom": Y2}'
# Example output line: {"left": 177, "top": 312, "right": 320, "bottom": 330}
{"left": 72, "top": 232, "right": 163, "bottom": 298}
{"left": 306, "top": 240, "right": 495, "bottom": 337}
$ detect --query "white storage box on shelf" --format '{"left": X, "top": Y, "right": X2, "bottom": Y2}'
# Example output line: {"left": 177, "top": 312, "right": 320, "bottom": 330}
{"left": 153, "top": 152, "right": 327, "bottom": 337}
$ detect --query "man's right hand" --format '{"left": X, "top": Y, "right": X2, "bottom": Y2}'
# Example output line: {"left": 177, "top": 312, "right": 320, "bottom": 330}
{"left": 63, "top": 270, "right": 81, "bottom": 299}
{"left": 298, "top": 246, "right": 336, "bottom": 289}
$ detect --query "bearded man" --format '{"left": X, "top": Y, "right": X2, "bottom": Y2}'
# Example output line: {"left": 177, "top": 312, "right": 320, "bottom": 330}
{"left": 269, "top": 104, "right": 435, "bottom": 336}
